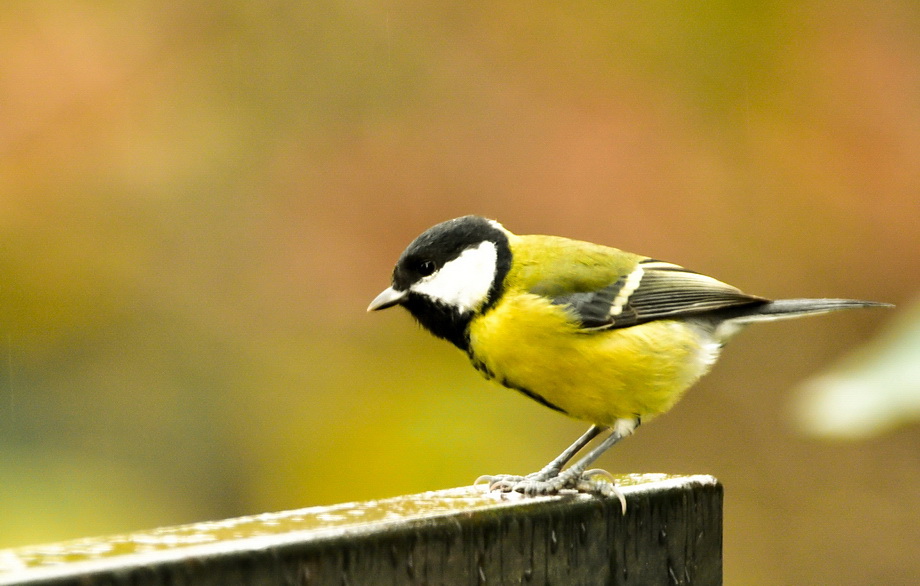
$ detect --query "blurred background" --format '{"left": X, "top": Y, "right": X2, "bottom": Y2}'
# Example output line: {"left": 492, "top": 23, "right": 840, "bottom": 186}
{"left": 1, "top": 1, "right": 918, "bottom": 583}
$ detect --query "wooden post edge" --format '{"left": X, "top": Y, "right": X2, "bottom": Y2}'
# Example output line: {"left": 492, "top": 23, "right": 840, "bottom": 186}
{"left": 0, "top": 473, "right": 722, "bottom": 585}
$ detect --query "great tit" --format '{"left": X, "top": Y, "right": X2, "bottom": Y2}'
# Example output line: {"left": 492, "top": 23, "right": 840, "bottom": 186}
{"left": 368, "top": 215, "right": 891, "bottom": 497}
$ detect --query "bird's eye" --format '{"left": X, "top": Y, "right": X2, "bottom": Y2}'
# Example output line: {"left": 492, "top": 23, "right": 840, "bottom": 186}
{"left": 417, "top": 260, "right": 436, "bottom": 277}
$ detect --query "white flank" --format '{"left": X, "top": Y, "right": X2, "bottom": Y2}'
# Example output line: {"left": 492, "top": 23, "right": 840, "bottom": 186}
{"left": 410, "top": 241, "right": 498, "bottom": 313}
{"left": 613, "top": 417, "right": 639, "bottom": 437}
{"left": 697, "top": 340, "right": 723, "bottom": 368}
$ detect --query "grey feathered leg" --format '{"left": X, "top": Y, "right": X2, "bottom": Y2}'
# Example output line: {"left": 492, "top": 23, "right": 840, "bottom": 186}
{"left": 475, "top": 425, "right": 605, "bottom": 490}
{"left": 506, "top": 418, "right": 640, "bottom": 513}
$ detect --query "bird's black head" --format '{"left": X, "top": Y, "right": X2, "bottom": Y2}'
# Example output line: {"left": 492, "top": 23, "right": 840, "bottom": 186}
{"left": 368, "top": 215, "right": 512, "bottom": 351}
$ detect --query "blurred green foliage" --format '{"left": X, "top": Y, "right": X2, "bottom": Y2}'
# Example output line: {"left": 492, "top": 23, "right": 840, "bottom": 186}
{"left": 1, "top": 1, "right": 918, "bottom": 583}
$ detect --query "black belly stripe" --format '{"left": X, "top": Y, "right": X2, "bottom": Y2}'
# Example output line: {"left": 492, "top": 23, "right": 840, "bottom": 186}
{"left": 470, "top": 356, "right": 495, "bottom": 379}
{"left": 469, "top": 352, "right": 568, "bottom": 414}
{"left": 503, "top": 379, "right": 568, "bottom": 415}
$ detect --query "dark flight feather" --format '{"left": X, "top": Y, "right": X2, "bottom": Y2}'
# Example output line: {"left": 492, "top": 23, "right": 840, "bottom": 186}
{"left": 549, "top": 263, "right": 767, "bottom": 330}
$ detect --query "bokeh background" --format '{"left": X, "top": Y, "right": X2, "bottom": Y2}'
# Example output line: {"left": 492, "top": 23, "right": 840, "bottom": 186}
{"left": 1, "top": 1, "right": 918, "bottom": 583}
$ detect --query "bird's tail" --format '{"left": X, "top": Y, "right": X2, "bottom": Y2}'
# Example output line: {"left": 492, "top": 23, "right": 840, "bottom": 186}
{"left": 729, "top": 298, "right": 893, "bottom": 325}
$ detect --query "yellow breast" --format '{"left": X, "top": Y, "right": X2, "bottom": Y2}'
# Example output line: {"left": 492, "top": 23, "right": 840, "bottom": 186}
{"left": 468, "top": 292, "right": 715, "bottom": 426}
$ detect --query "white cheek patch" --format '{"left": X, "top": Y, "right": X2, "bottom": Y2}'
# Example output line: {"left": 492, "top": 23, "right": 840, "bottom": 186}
{"left": 411, "top": 241, "right": 498, "bottom": 313}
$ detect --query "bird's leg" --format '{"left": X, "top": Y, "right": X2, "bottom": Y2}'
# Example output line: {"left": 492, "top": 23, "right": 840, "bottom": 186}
{"left": 526, "top": 424, "right": 606, "bottom": 480}
{"left": 534, "top": 417, "right": 640, "bottom": 493}
{"left": 475, "top": 425, "right": 605, "bottom": 491}
{"left": 480, "top": 418, "right": 640, "bottom": 507}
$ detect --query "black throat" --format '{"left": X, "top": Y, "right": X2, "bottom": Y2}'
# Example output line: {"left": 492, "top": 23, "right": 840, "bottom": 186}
{"left": 403, "top": 294, "right": 476, "bottom": 351}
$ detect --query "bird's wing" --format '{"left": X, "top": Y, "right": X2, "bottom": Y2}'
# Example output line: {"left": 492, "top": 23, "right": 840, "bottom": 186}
{"left": 546, "top": 260, "right": 767, "bottom": 330}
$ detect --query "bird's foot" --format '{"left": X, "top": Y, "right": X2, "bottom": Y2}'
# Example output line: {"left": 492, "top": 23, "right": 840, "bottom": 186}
{"left": 473, "top": 473, "right": 527, "bottom": 492}
{"left": 576, "top": 469, "right": 627, "bottom": 513}
{"left": 475, "top": 468, "right": 626, "bottom": 513}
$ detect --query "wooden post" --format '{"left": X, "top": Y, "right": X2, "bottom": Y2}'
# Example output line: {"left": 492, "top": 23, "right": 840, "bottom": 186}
{"left": 0, "top": 474, "right": 721, "bottom": 585}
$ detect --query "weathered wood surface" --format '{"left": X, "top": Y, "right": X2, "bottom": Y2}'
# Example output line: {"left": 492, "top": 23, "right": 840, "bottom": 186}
{"left": 0, "top": 474, "right": 722, "bottom": 585}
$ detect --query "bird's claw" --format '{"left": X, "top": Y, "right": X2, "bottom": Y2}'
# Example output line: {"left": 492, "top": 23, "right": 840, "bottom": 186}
{"left": 474, "top": 474, "right": 524, "bottom": 492}
{"left": 475, "top": 468, "right": 626, "bottom": 512}
{"left": 577, "top": 469, "right": 627, "bottom": 514}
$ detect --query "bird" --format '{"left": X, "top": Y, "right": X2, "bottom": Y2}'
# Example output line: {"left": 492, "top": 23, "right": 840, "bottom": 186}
{"left": 367, "top": 215, "right": 892, "bottom": 499}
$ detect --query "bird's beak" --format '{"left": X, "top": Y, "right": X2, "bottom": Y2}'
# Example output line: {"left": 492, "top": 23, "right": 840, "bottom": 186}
{"left": 367, "top": 286, "right": 408, "bottom": 312}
